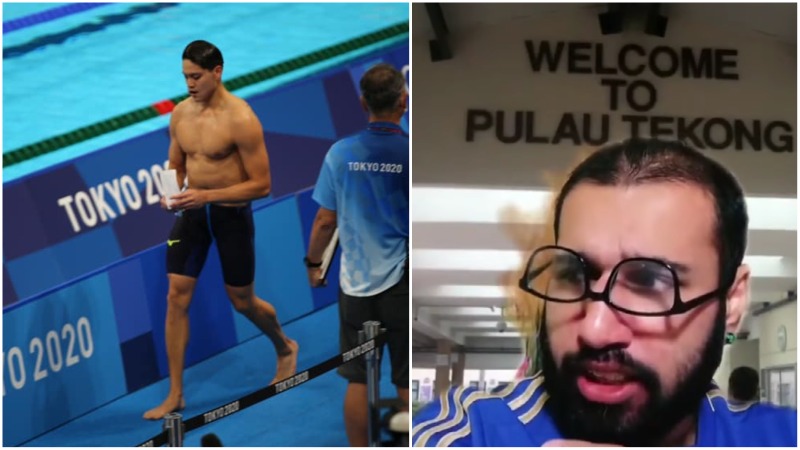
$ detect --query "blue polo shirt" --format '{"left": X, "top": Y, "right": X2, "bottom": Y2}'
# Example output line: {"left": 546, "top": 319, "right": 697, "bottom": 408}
{"left": 312, "top": 121, "right": 409, "bottom": 296}
{"left": 412, "top": 375, "right": 797, "bottom": 447}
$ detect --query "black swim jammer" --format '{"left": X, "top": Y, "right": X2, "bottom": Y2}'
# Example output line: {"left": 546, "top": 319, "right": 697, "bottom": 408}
{"left": 166, "top": 204, "right": 255, "bottom": 287}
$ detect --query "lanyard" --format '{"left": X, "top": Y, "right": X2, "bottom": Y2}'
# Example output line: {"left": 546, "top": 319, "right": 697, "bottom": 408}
{"left": 367, "top": 124, "right": 404, "bottom": 135}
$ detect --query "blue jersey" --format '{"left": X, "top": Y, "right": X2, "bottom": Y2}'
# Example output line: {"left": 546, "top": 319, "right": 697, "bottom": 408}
{"left": 412, "top": 374, "right": 797, "bottom": 447}
{"left": 312, "top": 121, "right": 409, "bottom": 296}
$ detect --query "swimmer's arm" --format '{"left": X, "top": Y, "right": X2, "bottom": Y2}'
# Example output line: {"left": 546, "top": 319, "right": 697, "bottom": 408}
{"left": 168, "top": 111, "right": 187, "bottom": 185}
{"left": 161, "top": 111, "right": 187, "bottom": 210}
{"left": 204, "top": 112, "right": 271, "bottom": 203}
{"left": 307, "top": 207, "right": 337, "bottom": 263}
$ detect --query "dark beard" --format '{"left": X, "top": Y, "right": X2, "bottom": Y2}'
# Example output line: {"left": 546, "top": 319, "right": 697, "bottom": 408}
{"left": 539, "top": 303, "right": 726, "bottom": 446}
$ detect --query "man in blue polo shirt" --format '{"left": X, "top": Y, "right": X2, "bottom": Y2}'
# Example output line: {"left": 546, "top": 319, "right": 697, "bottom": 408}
{"left": 306, "top": 63, "right": 409, "bottom": 447}
{"left": 413, "top": 138, "right": 796, "bottom": 447}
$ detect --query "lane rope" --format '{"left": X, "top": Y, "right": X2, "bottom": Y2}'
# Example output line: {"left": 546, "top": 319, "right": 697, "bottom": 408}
{"left": 4, "top": 22, "right": 408, "bottom": 168}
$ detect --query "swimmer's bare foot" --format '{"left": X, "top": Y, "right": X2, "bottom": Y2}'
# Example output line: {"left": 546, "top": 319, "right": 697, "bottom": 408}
{"left": 143, "top": 395, "right": 185, "bottom": 420}
{"left": 270, "top": 339, "right": 299, "bottom": 385}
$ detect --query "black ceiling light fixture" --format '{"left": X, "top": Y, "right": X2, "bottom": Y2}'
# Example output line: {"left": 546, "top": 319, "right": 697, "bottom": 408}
{"left": 597, "top": 3, "right": 669, "bottom": 37}
{"left": 425, "top": 3, "right": 453, "bottom": 62}
{"left": 644, "top": 3, "right": 668, "bottom": 37}
{"left": 598, "top": 3, "right": 625, "bottom": 35}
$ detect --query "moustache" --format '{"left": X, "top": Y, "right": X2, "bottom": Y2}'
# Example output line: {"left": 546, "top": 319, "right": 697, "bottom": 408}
{"left": 562, "top": 346, "right": 660, "bottom": 389}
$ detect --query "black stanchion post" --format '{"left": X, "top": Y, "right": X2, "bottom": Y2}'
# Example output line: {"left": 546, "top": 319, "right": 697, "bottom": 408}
{"left": 164, "top": 412, "right": 184, "bottom": 447}
{"left": 363, "top": 321, "right": 382, "bottom": 447}
{"left": 136, "top": 332, "right": 387, "bottom": 447}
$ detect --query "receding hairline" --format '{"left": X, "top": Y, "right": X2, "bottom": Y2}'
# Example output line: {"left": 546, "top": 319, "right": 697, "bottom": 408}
{"left": 562, "top": 176, "right": 721, "bottom": 225}
{"left": 557, "top": 178, "right": 722, "bottom": 263}
{"left": 554, "top": 139, "right": 747, "bottom": 251}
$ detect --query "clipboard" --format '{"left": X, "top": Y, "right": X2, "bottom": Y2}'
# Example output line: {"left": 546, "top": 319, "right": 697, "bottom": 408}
{"left": 319, "top": 228, "right": 339, "bottom": 283}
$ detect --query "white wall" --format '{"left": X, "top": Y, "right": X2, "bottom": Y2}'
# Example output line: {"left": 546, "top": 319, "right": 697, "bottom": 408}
{"left": 715, "top": 344, "right": 732, "bottom": 394}
{"left": 464, "top": 369, "right": 482, "bottom": 386}
{"left": 758, "top": 301, "right": 797, "bottom": 369}
{"left": 713, "top": 301, "right": 796, "bottom": 396}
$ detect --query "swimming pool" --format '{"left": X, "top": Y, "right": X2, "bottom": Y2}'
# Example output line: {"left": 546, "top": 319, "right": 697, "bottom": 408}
{"left": 3, "top": 2, "right": 409, "bottom": 180}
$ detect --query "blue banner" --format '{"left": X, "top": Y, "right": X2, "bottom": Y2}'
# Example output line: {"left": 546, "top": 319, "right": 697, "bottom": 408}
{"left": 3, "top": 185, "right": 349, "bottom": 446}
{"left": 3, "top": 273, "right": 127, "bottom": 446}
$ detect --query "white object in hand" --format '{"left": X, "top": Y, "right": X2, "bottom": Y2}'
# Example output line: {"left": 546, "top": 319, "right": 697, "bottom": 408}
{"left": 319, "top": 228, "right": 339, "bottom": 280}
{"left": 159, "top": 169, "right": 182, "bottom": 209}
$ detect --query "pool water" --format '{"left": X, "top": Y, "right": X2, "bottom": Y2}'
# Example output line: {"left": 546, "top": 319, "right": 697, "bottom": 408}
{"left": 3, "top": 2, "right": 409, "bottom": 180}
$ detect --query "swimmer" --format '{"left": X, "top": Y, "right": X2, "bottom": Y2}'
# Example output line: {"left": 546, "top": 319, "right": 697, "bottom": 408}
{"left": 144, "top": 40, "right": 298, "bottom": 421}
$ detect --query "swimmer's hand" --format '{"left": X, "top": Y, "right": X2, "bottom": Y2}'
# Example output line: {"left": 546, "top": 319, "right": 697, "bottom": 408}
{"left": 170, "top": 189, "right": 209, "bottom": 210}
{"left": 160, "top": 196, "right": 183, "bottom": 213}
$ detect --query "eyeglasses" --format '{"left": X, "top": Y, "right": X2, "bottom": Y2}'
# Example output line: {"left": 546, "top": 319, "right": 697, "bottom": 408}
{"left": 518, "top": 245, "right": 724, "bottom": 317}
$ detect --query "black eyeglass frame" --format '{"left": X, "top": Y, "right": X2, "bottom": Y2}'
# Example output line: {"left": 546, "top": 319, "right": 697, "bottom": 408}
{"left": 517, "top": 245, "right": 727, "bottom": 317}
